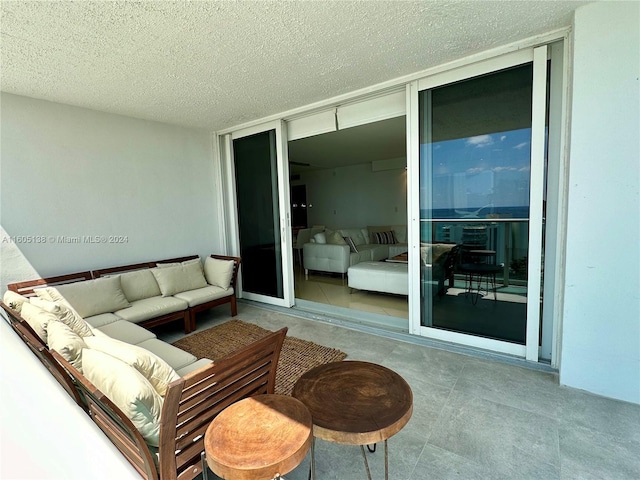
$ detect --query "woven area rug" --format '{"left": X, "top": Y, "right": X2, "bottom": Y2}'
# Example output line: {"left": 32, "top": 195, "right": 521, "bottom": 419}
{"left": 172, "top": 319, "right": 347, "bottom": 396}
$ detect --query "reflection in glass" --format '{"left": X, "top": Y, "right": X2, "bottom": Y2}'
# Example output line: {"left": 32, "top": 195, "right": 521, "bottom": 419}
{"left": 233, "top": 131, "right": 284, "bottom": 298}
{"left": 419, "top": 64, "right": 534, "bottom": 344}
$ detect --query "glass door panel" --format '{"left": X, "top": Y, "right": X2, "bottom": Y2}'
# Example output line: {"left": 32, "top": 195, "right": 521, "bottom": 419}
{"left": 232, "top": 125, "right": 293, "bottom": 306}
{"left": 419, "top": 63, "right": 536, "bottom": 344}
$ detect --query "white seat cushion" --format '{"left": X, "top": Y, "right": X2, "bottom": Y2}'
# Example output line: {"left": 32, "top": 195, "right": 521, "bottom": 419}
{"left": 84, "top": 312, "right": 121, "bottom": 328}
{"left": 95, "top": 320, "right": 157, "bottom": 345}
{"left": 136, "top": 338, "right": 197, "bottom": 371}
{"left": 173, "top": 285, "right": 234, "bottom": 307}
{"left": 114, "top": 296, "right": 188, "bottom": 323}
{"left": 176, "top": 358, "right": 213, "bottom": 377}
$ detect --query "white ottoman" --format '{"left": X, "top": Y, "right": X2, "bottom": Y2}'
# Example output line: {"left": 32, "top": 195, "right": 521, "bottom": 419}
{"left": 347, "top": 261, "right": 408, "bottom": 295}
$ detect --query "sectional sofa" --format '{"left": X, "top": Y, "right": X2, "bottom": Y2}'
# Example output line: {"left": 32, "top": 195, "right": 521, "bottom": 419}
{"left": 302, "top": 225, "right": 408, "bottom": 277}
{"left": 8, "top": 254, "right": 241, "bottom": 335}
{"left": 1, "top": 253, "right": 288, "bottom": 480}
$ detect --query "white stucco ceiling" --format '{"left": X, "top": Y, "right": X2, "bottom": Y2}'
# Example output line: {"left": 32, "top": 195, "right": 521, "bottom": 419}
{"left": 1, "top": 1, "right": 590, "bottom": 132}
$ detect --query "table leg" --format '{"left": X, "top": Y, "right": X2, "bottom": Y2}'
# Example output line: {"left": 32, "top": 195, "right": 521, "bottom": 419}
{"left": 360, "top": 445, "right": 373, "bottom": 480}
{"left": 201, "top": 451, "right": 209, "bottom": 480}
{"left": 309, "top": 436, "right": 315, "bottom": 480}
{"left": 384, "top": 440, "right": 389, "bottom": 480}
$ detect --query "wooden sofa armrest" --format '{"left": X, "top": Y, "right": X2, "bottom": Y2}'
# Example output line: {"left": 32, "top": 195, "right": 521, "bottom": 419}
{"left": 159, "top": 326, "right": 287, "bottom": 480}
{"left": 53, "top": 351, "right": 159, "bottom": 480}
{"left": 7, "top": 271, "right": 93, "bottom": 296}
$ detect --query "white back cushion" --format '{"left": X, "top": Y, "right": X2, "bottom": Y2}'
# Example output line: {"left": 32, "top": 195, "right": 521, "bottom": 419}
{"left": 119, "top": 269, "right": 162, "bottom": 302}
{"left": 83, "top": 349, "right": 163, "bottom": 447}
{"left": 54, "top": 276, "right": 130, "bottom": 318}
{"left": 3, "top": 290, "right": 29, "bottom": 314}
{"left": 84, "top": 335, "right": 180, "bottom": 396}
{"left": 203, "top": 257, "right": 235, "bottom": 290}
{"left": 47, "top": 320, "right": 87, "bottom": 371}
{"left": 30, "top": 297, "right": 93, "bottom": 337}
{"left": 20, "top": 302, "right": 56, "bottom": 343}
{"left": 151, "top": 261, "right": 207, "bottom": 297}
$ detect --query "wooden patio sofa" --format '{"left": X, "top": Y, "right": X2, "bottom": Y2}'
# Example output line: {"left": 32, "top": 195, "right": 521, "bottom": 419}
{"left": 1, "top": 301, "right": 286, "bottom": 480}
{"left": 9, "top": 254, "right": 242, "bottom": 334}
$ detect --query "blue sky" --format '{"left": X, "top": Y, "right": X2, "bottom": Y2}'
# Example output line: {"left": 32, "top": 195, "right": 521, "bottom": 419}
{"left": 420, "top": 128, "right": 532, "bottom": 213}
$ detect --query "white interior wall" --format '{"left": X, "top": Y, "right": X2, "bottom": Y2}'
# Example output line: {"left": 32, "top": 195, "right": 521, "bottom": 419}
{"left": 561, "top": 1, "right": 640, "bottom": 404}
{"left": 0, "top": 93, "right": 220, "bottom": 292}
{"left": 293, "top": 161, "right": 407, "bottom": 230}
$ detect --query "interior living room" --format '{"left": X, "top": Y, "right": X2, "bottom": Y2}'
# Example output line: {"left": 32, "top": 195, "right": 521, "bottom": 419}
{"left": 287, "top": 112, "right": 530, "bottom": 346}
{"left": 288, "top": 115, "right": 411, "bottom": 322}
{"left": 1, "top": 2, "right": 638, "bottom": 479}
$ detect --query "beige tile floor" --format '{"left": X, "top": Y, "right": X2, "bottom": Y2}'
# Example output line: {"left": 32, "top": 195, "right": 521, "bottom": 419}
{"left": 294, "top": 267, "right": 410, "bottom": 319}
{"left": 155, "top": 304, "right": 640, "bottom": 480}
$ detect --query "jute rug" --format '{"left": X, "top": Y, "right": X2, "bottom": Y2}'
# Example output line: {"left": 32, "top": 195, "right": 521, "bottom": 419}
{"left": 172, "top": 319, "right": 347, "bottom": 396}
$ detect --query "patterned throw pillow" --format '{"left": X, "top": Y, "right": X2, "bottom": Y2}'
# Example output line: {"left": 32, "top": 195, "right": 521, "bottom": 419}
{"left": 343, "top": 236, "right": 359, "bottom": 253}
{"left": 374, "top": 230, "right": 398, "bottom": 245}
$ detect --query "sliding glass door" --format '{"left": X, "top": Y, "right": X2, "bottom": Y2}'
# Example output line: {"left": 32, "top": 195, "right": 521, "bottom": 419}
{"left": 410, "top": 47, "right": 549, "bottom": 359}
{"left": 227, "top": 121, "right": 294, "bottom": 307}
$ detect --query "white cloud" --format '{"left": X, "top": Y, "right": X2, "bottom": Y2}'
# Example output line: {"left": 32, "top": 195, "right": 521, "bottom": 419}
{"left": 514, "top": 142, "right": 529, "bottom": 150}
{"left": 466, "top": 135, "right": 493, "bottom": 148}
{"left": 500, "top": 135, "right": 506, "bottom": 141}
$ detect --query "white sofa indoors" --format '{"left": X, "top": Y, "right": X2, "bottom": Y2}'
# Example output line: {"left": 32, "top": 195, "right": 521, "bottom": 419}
{"left": 302, "top": 225, "right": 408, "bottom": 277}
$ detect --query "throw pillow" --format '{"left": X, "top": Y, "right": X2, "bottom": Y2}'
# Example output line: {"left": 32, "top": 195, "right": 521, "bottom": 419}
{"left": 20, "top": 301, "right": 57, "bottom": 343}
{"left": 3, "top": 290, "right": 29, "bottom": 314}
{"left": 84, "top": 336, "right": 180, "bottom": 396}
{"left": 326, "top": 230, "right": 347, "bottom": 245}
{"left": 343, "top": 236, "right": 359, "bottom": 253}
{"left": 374, "top": 230, "right": 398, "bottom": 245}
{"left": 368, "top": 225, "right": 393, "bottom": 244}
{"left": 203, "top": 257, "right": 235, "bottom": 290}
{"left": 82, "top": 348, "right": 163, "bottom": 447}
{"left": 47, "top": 320, "right": 87, "bottom": 371}
{"left": 156, "top": 257, "right": 201, "bottom": 269}
{"left": 30, "top": 296, "right": 94, "bottom": 337}
{"left": 118, "top": 269, "right": 162, "bottom": 302}
{"left": 54, "top": 276, "right": 131, "bottom": 318}
{"left": 313, "top": 232, "right": 327, "bottom": 244}
{"left": 151, "top": 261, "right": 207, "bottom": 297}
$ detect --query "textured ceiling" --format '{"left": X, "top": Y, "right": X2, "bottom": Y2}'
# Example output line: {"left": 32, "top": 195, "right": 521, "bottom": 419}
{"left": 1, "top": 1, "right": 589, "bottom": 131}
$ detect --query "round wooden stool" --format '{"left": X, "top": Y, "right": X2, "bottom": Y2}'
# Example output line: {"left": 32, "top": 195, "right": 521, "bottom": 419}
{"left": 292, "top": 361, "right": 413, "bottom": 480}
{"left": 204, "top": 394, "right": 313, "bottom": 480}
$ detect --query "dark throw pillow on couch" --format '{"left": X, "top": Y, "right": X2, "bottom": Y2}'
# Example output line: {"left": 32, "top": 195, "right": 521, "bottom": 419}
{"left": 343, "top": 236, "right": 359, "bottom": 253}
{"left": 374, "top": 230, "right": 398, "bottom": 245}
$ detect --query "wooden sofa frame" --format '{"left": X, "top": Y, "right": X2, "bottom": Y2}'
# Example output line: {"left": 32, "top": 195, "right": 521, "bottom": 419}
{"left": 1, "top": 301, "right": 287, "bottom": 480}
{"left": 9, "top": 254, "right": 242, "bottom": 334}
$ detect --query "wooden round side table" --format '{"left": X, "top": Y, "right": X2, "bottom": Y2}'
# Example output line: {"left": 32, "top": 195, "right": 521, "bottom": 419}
{"left": 204, "top": 394, "right": 313, "bottom": 480}
{"left": 292, "top": 361, "right": 413, "bottom": 480}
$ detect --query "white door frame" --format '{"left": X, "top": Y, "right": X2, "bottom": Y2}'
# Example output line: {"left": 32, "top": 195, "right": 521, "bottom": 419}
{"left": 408, "top": 47, "right": 548, "bottom": 360}
{"left": 223, "top": 120, "right": 295, "bottom": 308}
